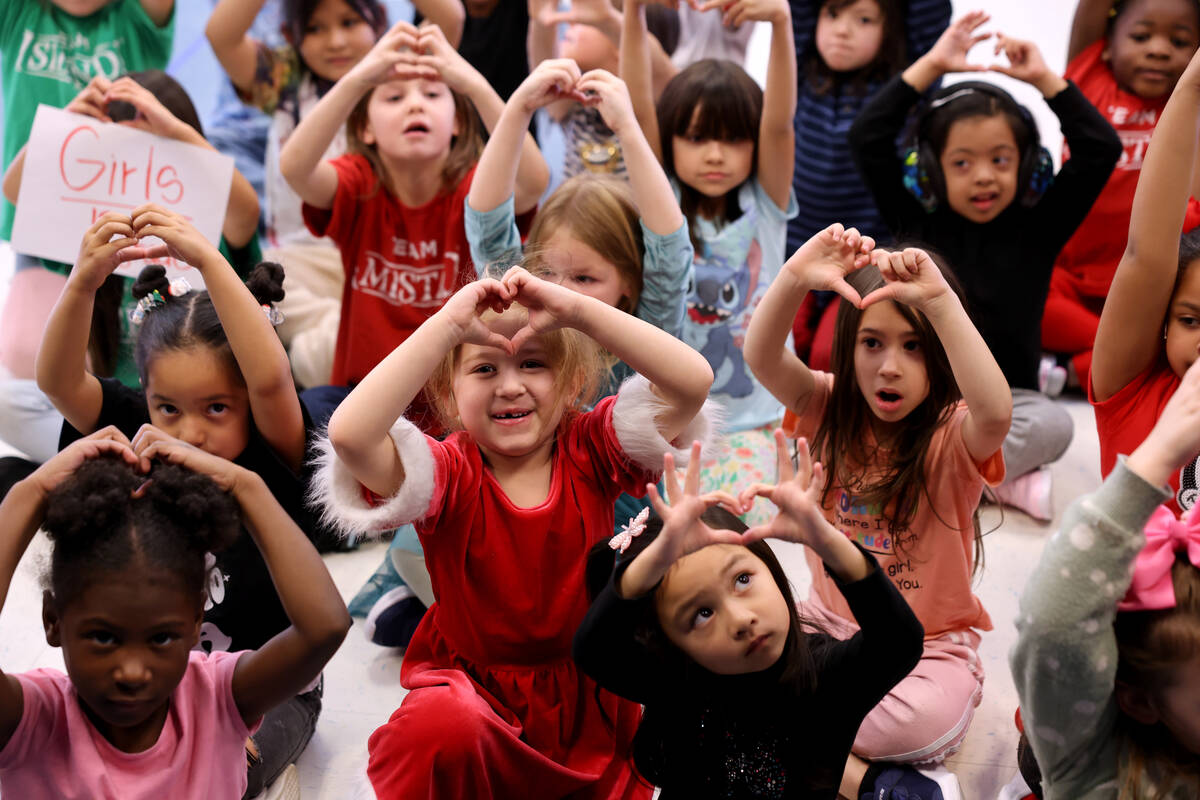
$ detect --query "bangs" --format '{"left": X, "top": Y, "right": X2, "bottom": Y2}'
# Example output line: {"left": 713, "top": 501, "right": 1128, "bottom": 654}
{"left": 660, "top": 60, "right": 761, "bottom": 143}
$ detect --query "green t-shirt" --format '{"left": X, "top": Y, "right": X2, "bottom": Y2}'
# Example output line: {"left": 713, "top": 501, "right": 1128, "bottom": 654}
{"left": 0, "top": 0, "right": 175, "bottom": 239}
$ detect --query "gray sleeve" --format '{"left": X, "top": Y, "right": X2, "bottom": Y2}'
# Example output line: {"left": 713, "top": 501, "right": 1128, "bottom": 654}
{"left": 634, "top": 219, "right": 693, "bottom": 337}
{"left": 1010, "top": 461, "right": 1169, "bottom": 799}
{"left": 464, "top": 194, "right": 523, "bottom": 278}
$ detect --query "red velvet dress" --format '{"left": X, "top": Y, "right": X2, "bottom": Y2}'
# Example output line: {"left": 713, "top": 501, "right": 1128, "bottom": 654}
{"left": 353, "top": 395, "right": 657, "bottom": 799}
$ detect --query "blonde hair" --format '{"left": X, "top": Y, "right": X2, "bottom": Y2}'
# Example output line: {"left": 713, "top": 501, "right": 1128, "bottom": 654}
{"left": 1115, "top": 556, "right": 1200, "bottom": 798}
{"left": 345, "top": 83, "right": 484, "bottom": 199}
{"left": 524, "top": 176, "right": 646, "bottom": 314}
{"left": 425, "top": 302, "right": 609, "bottom": 434}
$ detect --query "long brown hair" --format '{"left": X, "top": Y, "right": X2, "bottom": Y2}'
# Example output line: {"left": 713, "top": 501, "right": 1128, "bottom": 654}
{"left": 523, "top": 176, "right": 646, "bottom": 315}
{"left": 809, "top": 252, "right": 984, "bottom": 573}
{"left": 1114, "top": 556, "right": 1200, "bottom": 798}
{"left": 345, "top": 83, "right": 484, "bottom": 200}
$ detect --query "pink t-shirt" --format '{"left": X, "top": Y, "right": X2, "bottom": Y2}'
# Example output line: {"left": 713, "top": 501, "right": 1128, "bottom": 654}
{"left": 783, "top": 372, "right": 1004, "bottom": 638}
{"left": 0, "top": 650, "right": 257, "bottom": 800}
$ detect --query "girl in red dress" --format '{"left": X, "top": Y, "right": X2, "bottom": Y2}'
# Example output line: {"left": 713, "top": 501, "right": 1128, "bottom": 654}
{"left": 312, "top": 266, "right": 716, "bottom": 798}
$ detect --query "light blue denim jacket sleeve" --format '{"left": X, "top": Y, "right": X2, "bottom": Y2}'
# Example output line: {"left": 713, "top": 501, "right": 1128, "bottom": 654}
{"left": 464, "top": 194, "right": 523, "bottom": 278}
{"left": 635, "top": 219, "right": 692, "bottom": 339}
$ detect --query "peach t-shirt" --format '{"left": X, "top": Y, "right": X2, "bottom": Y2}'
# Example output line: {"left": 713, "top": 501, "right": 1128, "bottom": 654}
{"left": 783, "top": 372, "right": 1004, "bottom": 638}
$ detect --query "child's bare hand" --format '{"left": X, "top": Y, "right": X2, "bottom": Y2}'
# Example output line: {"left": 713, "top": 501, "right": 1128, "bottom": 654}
{"left": 739, "top": 432, "right": 835, "bottom": 548}
{"left": 72, "top": 212, "right": 151, "bottom": 292}
{"left": 347, "top": 20, "right": 425, "bottom": 87}
{"left": 501, "top": 266, "right": 586, "bottom": 349}
{"left": 65, "top": 76, "right": 114, "bottom": 122}
{"left": 416, "top": 24, "right": 482, "bottom": 94}
{"left": 783, "top": 223, "right": 874, "bottom": 305}
{"left": 644, "top": 443, "right": 748, "bottom": 564}
{"left": 103, "top": 77, "right": 192, "bottom": 140}
{"left": 437, "top": 279, "right": 516, "bottom": 352}
{"left": 923, "top": 10, "right": 991, "bottom": 75}
{"left": 27, "top": 427, "right": 139, "bottom": 497}
{"left": 695, "top": 0, "right": 788, "bottom": 27}
{"left": 513, "top": 59, "right": 586, "bottom": 114}
{"left": 989, "top": 34, "right": 1066, "bottom": 97}
{"left": 860, "top": 247, "right": 950, "bottom": 312}
{"left": 129, "top": 204, "right": 222, "bottom": 269}
{"left": 131, "top": 424, "right": 248, "bottom": 492}
{"left": 576, "top": 70, "right": 636, "bottom": 135}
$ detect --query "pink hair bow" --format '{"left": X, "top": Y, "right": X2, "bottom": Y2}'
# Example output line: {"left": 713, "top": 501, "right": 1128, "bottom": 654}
{"left": 1119, "top": 504, "right": 1200, "bottom": 612}
{"left": 609, "top": 508, "right": 650, "bottom": 554}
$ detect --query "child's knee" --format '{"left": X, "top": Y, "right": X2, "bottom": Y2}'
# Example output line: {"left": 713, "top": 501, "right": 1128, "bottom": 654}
{"left": 372, "top": 683, "right": 498, "bottom": 772}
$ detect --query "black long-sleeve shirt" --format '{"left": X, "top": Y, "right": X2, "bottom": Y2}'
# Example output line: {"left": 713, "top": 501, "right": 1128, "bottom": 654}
{"left": 572, "top": 550, "right": 923, "bottom": 799}
{"left": 849, "top": 76, "right": 1122, "bottom": 389}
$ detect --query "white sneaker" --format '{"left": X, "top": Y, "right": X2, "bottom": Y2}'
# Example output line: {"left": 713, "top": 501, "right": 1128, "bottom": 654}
{"left": 996, "top": 769, "right": 1035, "bottom": 800}
{"left": 253, "top": 764, "right": 301, "bottom": 800}
{"left": 916, "top": 764, "right": 963, "bottom": 800}
{"left": 993, "top": 468, "right": 1054, "bottom": 522}
{"left": 1038, "top": 355, "right": 1067, "bottom": 397}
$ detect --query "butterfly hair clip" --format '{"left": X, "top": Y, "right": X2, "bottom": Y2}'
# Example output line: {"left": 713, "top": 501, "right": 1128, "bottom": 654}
{"left": 609, "top": 507, "right": 650, "bottom": 554}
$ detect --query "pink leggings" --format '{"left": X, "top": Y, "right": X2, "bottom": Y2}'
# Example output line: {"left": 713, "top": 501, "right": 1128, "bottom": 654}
{"left": 798, "top": 599, "right": 984, "bottom": 765}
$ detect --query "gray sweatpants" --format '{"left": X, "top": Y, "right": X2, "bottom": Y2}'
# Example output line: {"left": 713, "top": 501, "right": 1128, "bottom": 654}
{"left": 1001, "top": 388, "right": 1073, "bottom": 483}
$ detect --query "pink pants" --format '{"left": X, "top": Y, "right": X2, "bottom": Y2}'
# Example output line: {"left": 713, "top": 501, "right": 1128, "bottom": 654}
{"left": 798, "top": 598, "right": 984, "bottom": 765}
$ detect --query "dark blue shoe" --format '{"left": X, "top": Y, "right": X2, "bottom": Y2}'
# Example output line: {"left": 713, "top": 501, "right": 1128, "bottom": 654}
{"left": 364, "top": 585, "right": 427, "bottom": 648}
{"left": 862, "top": 765, "right": 946, "bottom": 800}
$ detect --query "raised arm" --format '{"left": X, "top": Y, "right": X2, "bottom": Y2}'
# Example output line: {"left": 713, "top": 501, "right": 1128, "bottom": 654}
{"left": 129, "top": 206, "right": 306, "bottom": 470}
{"left": 414, "top": 0, "right": 466, "bottom": 48}
{"left": 327, "top": 279, "right": 516, "bottom": 496}
{"left": 133, "top": 433, "right": 349, "bottom": 727}
{"left": 279, "top": 21, "right": 422, "bottom": 209}
{"left": 468, "top": 61, "right": 581, "bottom": 215}
{"left": 415, "top": 24, "right": 549, "bottom": 213}
{"left": 36, "top": 215, "right": 159, "bottom": 434}
{"left": 577, "top": 70, "right": 681, "bottom": 235}
{"left": 1067, "top": 0, "right": 1114, "bottom": 65}
{"left": 744, "top": 224, "right": 874, "bottom": 414}
{"left": 205, "top": 0, "right": 270, "bottom": 92}
{"left": 1093, "top": 47, "right": 1200, "bottom": 401}
{"left": 865, "top": 248, "right": 1012, "bottom": 462}
{"left": 503, "top": 268, "right": 713, "bottom": 440}
{"left": 138, "top": 0, "right": 174, "bottom": 27}
{"left": 0, "top": 431, "right": 143, "bottom": 751}
{"left": 620, "top": 0, "right": 662, "bottom": 162}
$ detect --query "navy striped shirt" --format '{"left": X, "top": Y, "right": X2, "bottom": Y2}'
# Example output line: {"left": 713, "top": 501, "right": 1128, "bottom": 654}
{"left": 786, "top": 0, "right": 951, "bottom": 255}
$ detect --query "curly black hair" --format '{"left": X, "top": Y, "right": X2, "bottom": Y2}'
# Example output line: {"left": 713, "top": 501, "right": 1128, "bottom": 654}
{"left": 131, "top": 261, "right": 286, "bottom": 386}
{"left": 41, "top": 455, "right": 241, "bottom": 609}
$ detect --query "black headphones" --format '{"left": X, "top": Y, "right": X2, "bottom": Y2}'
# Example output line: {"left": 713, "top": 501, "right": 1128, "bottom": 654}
{"left": 903, "top": 81, "right": 1054, "bottom": 213}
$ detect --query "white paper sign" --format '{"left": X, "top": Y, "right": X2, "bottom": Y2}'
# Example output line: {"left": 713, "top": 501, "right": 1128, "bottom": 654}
{"left": 11, "top": 104, "right": 234, "bottom": 280}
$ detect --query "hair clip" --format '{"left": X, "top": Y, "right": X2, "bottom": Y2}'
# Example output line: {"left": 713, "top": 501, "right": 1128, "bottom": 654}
{"left": 131, "top": 478, "right": 154, "bottom": 499}
{"left": 128, "top": 289, "right": 165, "bottom": 325}
{"left": 609, "top": 507, "right": 650, "bottom": 554}
{"left": 929, "top": 86, "right": 980, "bottom": 110}
{"left": 262, "top": 304, "right": 285, "bottom": 327}
{"left": 168, "top": 277, "right": 192, "bottom": 297}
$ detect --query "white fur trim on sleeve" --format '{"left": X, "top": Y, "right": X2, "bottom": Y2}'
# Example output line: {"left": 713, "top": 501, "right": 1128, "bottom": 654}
{"left": 308, "top": 417, "right": 437, "bottom": 541}
{"left": 611, "top": 374, "right": 723, "bottom": 472}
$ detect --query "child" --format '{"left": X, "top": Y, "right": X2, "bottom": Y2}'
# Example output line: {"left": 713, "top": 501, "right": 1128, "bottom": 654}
{"left": 1092, "top": 44, "right": 1200, "bottom": 518}
{"left": 279, "top": 19, "right": 549, "bottom": 429}
{"left": 573, "top": 435, "right": 926, "bottom": 799}
{"left": 743, "top": 228, "right": 1012, "bottom": 789}
{"left": 0, "top": 0, "right": 175, "bottom": 462}
{"left": 1012, "top": 357, "right": 1200, "bottom": 799}
{"left": 1044, "top": 0, "right": 1200, "bottom": 392}
{"left": 623, "top": 0, "right": 798, "bottom": 524}
{"left": 528, "top": 0, "right": 679, "bottom": 180}
{"left": 849, "top": 10, "right": 1123, "bottom": 520}
{"left": 467, "top": 61, "right": 692, "bottom": 372}
{"left": 788, "top": 0, "right": 951, "bottom": 369}
{"left": 312, "top": 266, "right": 715, "bottom": 797}
{"left": 34, "top": 205, "right": 329, "bottom": 796}
{"left": 0, "top": 426, "right": 349, "bottom": 798}
{"left": 206, "top": 0, "right": 393, "bottom": 390}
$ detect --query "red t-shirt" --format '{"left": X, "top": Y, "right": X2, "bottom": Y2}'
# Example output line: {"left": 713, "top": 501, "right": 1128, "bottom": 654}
{"left": 303, "top": 155, "right": 478, "bottom": 388}
{"left": 1055, "top": 39, "right": 1200, "bottom": 298}
{"left": 1091, "top": 360, "right": 1191, "bottom": 515}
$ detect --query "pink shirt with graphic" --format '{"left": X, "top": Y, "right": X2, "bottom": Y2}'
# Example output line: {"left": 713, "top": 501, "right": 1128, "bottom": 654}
{"left": 783, "top": 372, "right": 1004, "bottom": 638}
{"left": 0, "top": 650, "right": 256, "bottom": 800}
